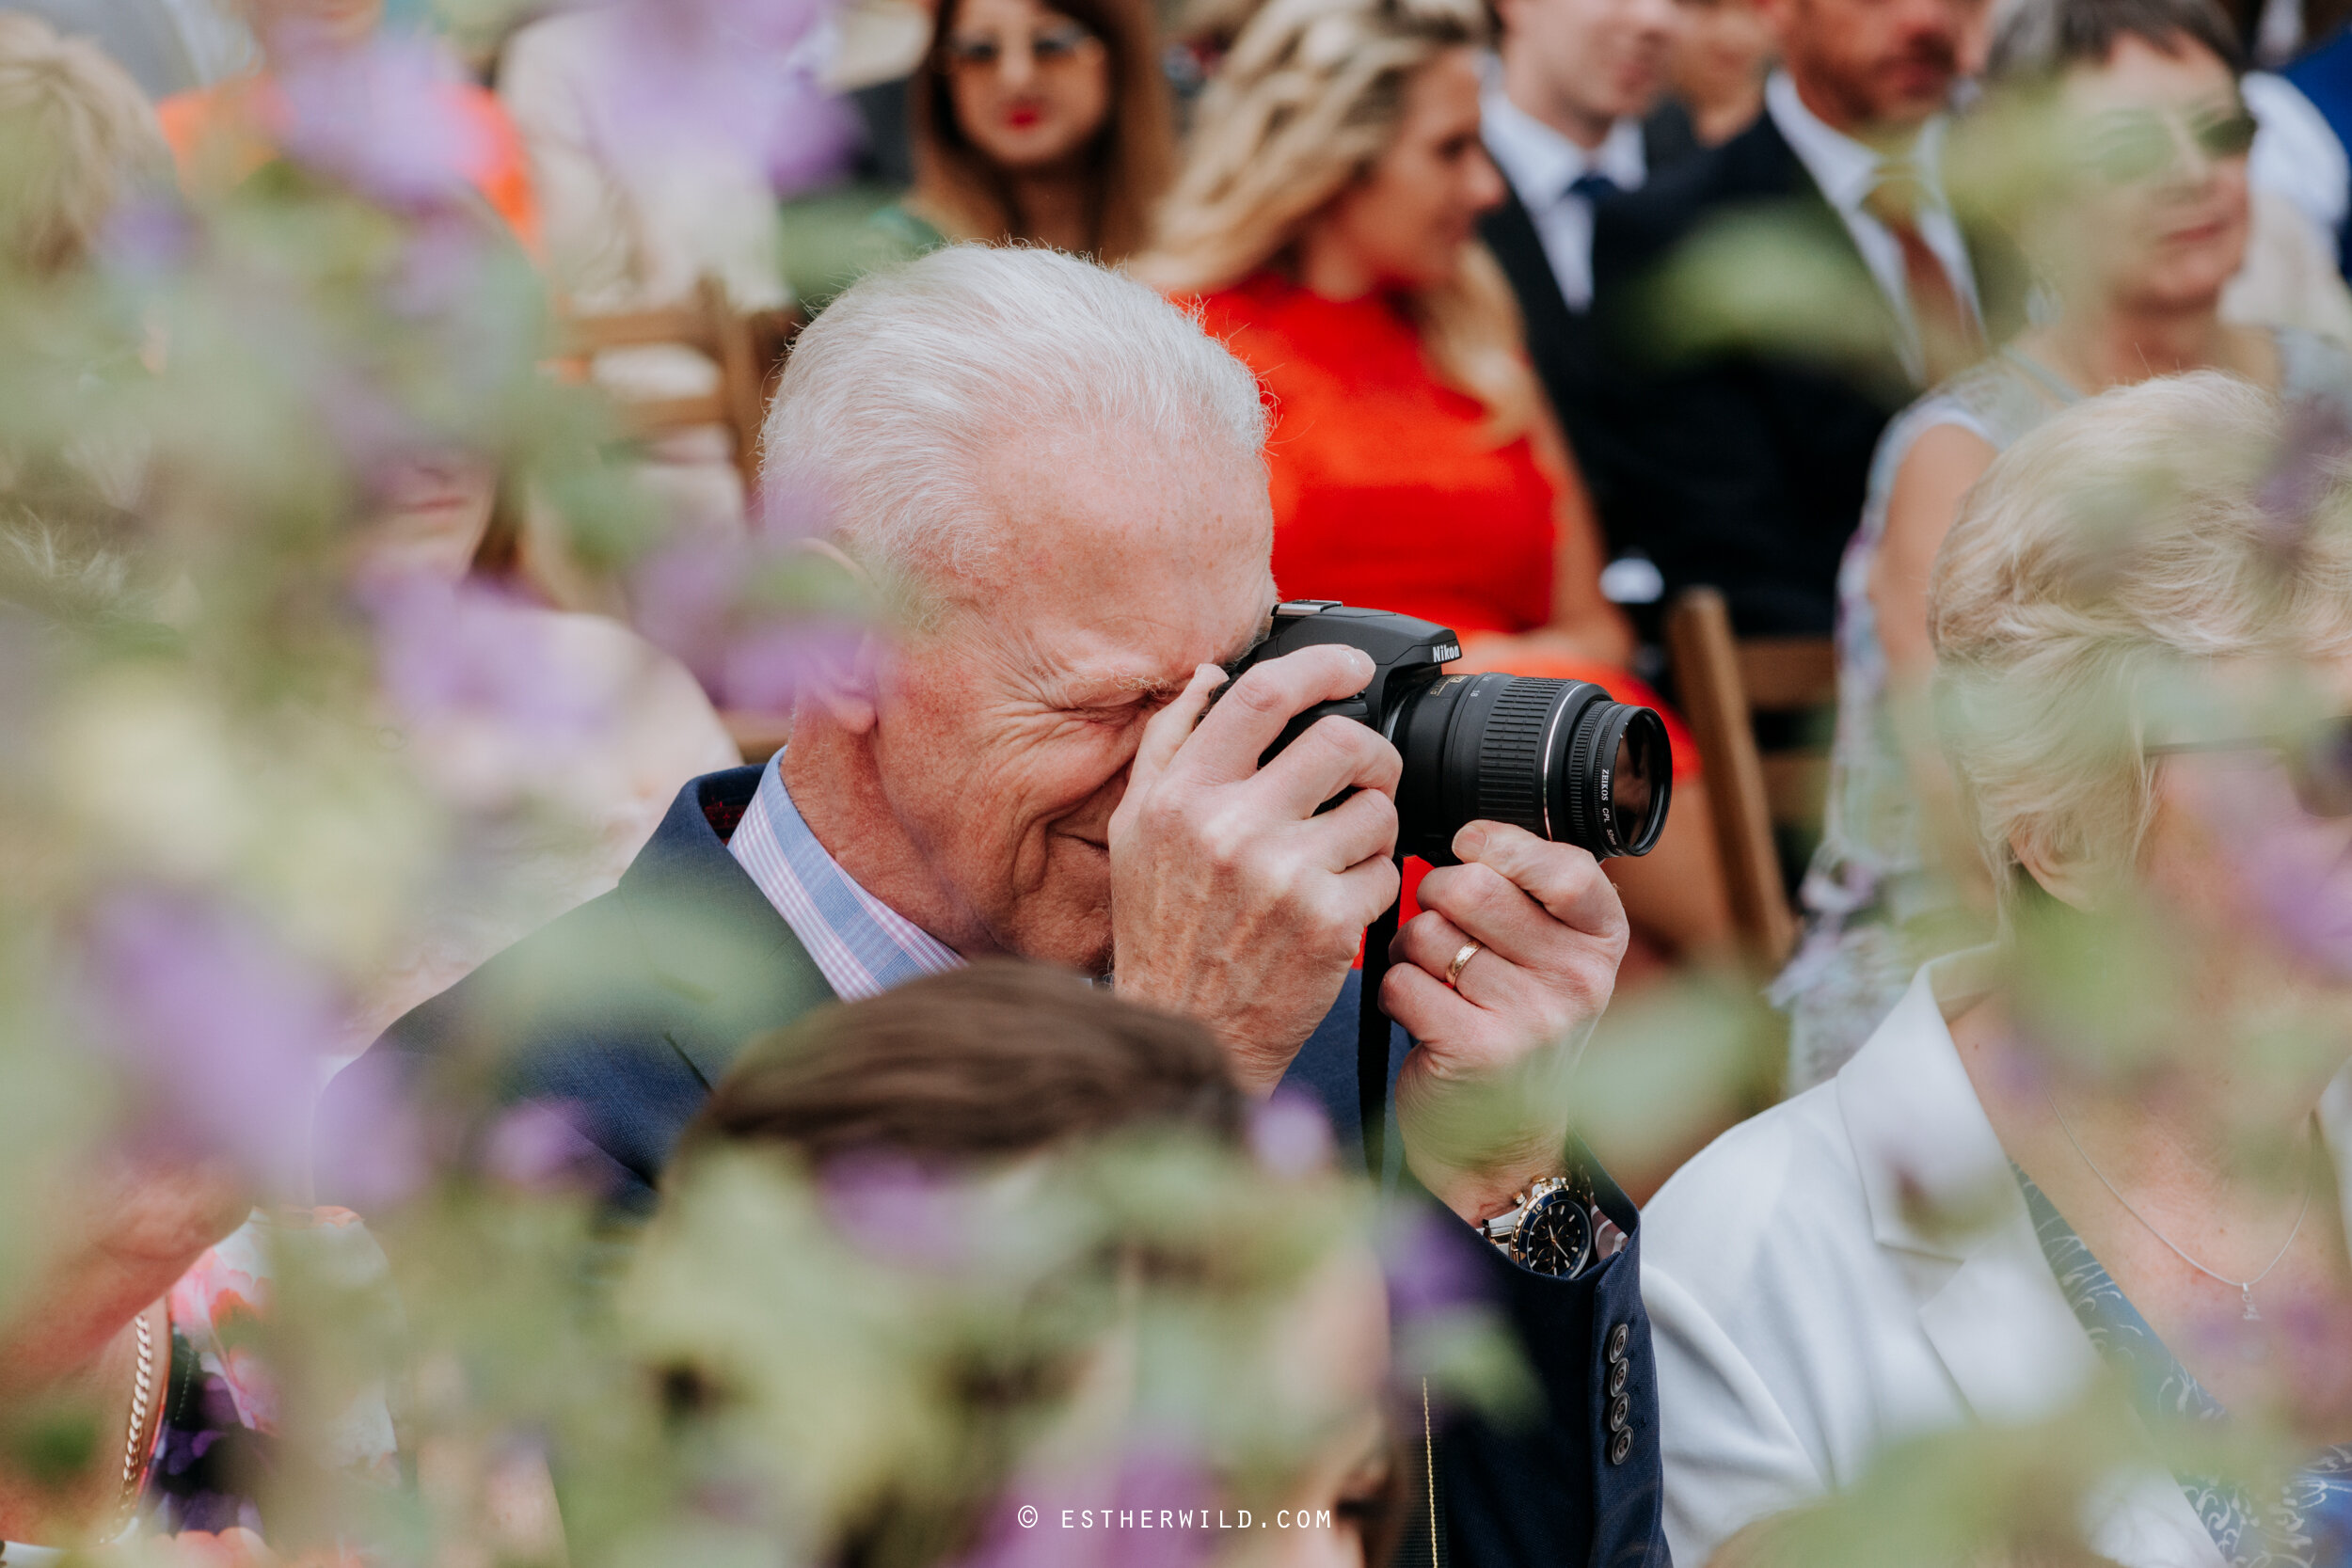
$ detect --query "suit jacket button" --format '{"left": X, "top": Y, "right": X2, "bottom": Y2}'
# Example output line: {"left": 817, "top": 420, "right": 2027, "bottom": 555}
{"left": 1608, "top": 1357, "right": 1629, "bottom": 1398}
{"left": 1608, "top": 1393, "right": 1631, "bottom": 1433}
{"left": 1607, "top": 1322, "right": 1630, "bottom": 1362}
{"left": 1609, "top": 1427, "right": 1633, "bottom": 1465}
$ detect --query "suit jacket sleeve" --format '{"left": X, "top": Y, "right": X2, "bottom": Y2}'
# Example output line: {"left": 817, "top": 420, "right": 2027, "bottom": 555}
{"left": 1283, "top": 976, "right": 1670, "bottom": 1568}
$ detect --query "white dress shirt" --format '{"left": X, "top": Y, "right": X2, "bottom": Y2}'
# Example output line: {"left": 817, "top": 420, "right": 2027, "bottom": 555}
{"left": 1481, "top": 85, "right": 1647, "bottom": 312}
{"left": 1643, "top": 949, "right": 2352, "bottom": 1568}
{"left": 1763, "top": 71, "right": 1980, "bottom": 384}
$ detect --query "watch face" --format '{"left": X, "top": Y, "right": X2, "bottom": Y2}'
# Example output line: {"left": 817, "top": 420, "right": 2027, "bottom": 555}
{"left": 1516, "top": 1191, "right": 1595, "bottom": 1278}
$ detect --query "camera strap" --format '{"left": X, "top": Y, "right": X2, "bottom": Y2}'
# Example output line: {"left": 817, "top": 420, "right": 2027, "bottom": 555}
{"left": 1358, "top": 854, "right": 1405, "bottom": 1181}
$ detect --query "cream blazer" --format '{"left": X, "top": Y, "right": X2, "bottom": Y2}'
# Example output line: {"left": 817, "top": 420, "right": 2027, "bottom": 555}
{"left": 1642, "top": 952, "right": 2352, "bottom": 1568}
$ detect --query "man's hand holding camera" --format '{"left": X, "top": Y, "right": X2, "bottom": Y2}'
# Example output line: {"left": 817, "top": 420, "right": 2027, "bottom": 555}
{"left": 1110, "top": 644, "right": 1630, "bottom": 1222}
{"left": 1385, "top": 821, "right": 1627, "bottom": 1223}
{"left": 1110, "top": 645, "right": 1404, "bottom": 1089}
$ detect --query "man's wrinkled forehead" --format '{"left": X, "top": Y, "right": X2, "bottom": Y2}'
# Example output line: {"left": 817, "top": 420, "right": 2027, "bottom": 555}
{"left": 968, "top": 426, "right": 1271, "bottom": 578}
{"left": 946, "top": 430, "right": 1276, "bottom": 669}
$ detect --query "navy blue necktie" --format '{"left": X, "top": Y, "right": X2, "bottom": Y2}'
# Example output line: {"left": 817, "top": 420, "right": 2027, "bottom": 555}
{"left": 1568, "top": 171, "right": 1620, "bottom": 204}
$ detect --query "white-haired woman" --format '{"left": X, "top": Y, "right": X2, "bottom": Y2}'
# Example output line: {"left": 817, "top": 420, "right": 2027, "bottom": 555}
{"left": 1779, "top": 0, "right": 2352, "bottom": 1089}
{"left": 1645, "top": 372, "right": 2352, "bottom": 1568}
{"left": 1133, "top": 0, "right": 1730, "bottom": 988}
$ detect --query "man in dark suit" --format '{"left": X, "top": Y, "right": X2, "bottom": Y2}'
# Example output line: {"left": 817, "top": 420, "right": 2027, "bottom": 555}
{"left": 319, "top": 245, "right": 1670, "bottom": 1567}
{"left": 1586, "top": 0, "right": 2015, "bottom": 634}
{"left": 1478, "top": 0, "right": 1688, "bottom": 506}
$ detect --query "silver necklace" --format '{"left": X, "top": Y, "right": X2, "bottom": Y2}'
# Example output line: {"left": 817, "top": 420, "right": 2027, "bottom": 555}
{"left": 2042, "top": 1091, "right": 2319, "bottom": 1323}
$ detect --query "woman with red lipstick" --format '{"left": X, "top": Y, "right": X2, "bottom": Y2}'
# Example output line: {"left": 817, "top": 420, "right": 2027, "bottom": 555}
{"left": 902, "top": 0, "right": 1173, "bottom": 259}
{"left": 1782, "top": 0, "right": 2352, "bottom": 1088}
{"left": 1134, "top": 0, "right": 1735, "bottom": 1005}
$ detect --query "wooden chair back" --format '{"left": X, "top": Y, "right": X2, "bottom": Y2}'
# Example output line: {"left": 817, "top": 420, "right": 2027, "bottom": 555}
{"left": 548, "top": 276, "right": 802, "bottom": 497}
{"left": 1663, "top": 587, "right": 1838, "bottom": 968}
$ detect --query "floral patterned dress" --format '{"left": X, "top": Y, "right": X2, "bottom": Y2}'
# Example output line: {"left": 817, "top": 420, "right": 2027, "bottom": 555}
{"left": 141, "top": 1209, "right": 400, "bottom": 1542}
{"left": 2019, "top": 1171, "right": 2352, "bottom": 1566}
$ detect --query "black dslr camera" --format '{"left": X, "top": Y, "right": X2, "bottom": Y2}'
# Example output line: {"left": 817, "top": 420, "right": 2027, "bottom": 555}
{"left": 1223, "top": 600, "right": 1673, "bottom": 863}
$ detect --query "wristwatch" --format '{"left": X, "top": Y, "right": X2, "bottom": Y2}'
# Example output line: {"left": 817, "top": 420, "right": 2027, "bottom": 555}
{"left": 1477, "top": 1175, "right": 1599, "bottom": 1278}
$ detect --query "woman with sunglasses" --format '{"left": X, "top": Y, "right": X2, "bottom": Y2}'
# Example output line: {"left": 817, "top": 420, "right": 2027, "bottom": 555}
{"left": 785, "top": 0, "right": 1171, "bottom": 307}
{"left": 898, "top": 0, "right": 1173, "bottom": 258}
{"left": 1648, "top": 371, "right": 2352, "bottom": 1568}
{"left": 1777, "top": 0, "right": 2352, "bottom": 1090}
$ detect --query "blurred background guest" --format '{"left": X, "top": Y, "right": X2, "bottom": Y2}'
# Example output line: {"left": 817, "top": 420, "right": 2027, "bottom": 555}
{"left": 0, "top": 13, "right": 171, "bottom": 539}
{"left": 345, "top": 441, "right": 741, "bottom": 1054}
{"left": 1136, "top": 0, "right": 1732, "bottom": 977}
{"left": 2230, "top": 65, "right": 2352, "bottom": 337}
{"left": 1645, "top": 371, "right": 2352, "bottom": 1568}
{"left": 781, "top": 0, "right": 1174, "bottom": 308}
{"left": 661, "top": 959, "right": 1405, "bottom": 1568}
{"left": 1649, "top": 0, "right": 1772, "bottom": 154}
{"left": 909, "top": 0, "right": 1171, "bottom": 255}
{"left": 1589, "top": 0, "right": 2015, "bottom": 637}
{"left": 1, "top": 0, "right": 253, "bottom": 101}
{"left": 156, "top": 0, "right": 539, "bottom": 250}
{"left": 1479, "top": 0, "right": 1690, "bottom": 506}
{"left": 0, "top": 11, "right": 167, "bottom": 277}
{"left": 1781, "top": 0, "right": 2352, "bottom": 1089}
{"left": 498, "top": 0, "right": 843, "bottom": 543}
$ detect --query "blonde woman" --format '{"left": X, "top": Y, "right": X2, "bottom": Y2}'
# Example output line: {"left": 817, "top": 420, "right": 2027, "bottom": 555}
{"left": 1645, "top": 372, "right": 2352, "bottom": 1568}
{"left": 1136, "top": 0, "right": 1731, "bottom": 987}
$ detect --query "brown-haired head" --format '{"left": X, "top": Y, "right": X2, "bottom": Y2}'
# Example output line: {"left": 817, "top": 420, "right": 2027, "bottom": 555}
{"left": 678, "top": 958, "right": 1245, "bottom": 1172}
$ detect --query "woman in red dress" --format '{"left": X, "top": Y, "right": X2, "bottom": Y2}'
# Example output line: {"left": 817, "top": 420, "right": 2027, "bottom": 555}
{"left": 1136, "top": 0, "right": 1729, "bottom": 975}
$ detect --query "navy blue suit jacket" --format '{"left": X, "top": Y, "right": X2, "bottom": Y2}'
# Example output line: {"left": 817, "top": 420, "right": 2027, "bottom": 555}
{"left": 1587, "top": 110, "right": 2025, "bottom": 636}
{"left": 317, "top": 767, "right": 1668, "bottom": 1567}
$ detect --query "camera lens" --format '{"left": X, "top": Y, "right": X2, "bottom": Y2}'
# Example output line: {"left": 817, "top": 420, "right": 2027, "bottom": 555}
{"left": 1391, "top": 674, "right": 1673, "bottom": 863}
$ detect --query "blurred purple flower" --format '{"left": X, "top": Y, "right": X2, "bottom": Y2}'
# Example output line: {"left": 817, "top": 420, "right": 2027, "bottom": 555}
{"left": 1378, "top": 1205, "right": 1489, "bottom": 1331}
{"left": 959, "top": 1437, "right": 1220, "bottom": 1568}
{"left": 96, "top": 189, "right": 199, "bottom": 284}
{"left": 630, "top": 531, "right": 862, "bottom": 715}
{"left": 2256, "top": 397, "right": 2352, "bottom": 564}
{"left": 590, "top": 0, "right": 857, "bottom": 199}
{"left": 1247, "top": 1089, "right": 1333, "bottom": 1179}
{"left": 274, "top": 36, "right": 489, "bottom": 214}
{"left": 384, "top": 209, "right": 499, "bottom": 321}
{"left": 313, "top": 1058, "right": 433, "bottom": 1212}
{"left": 483, "top": 1100, "right": 614, "bottom": 1195}
{"left": 819, "top": 1151, "right": 977, "bottom": 1271}
{"left": 82, "top": 886, "right": 341, "bottom": 1196}
{"left": 366, "top": 577, "right": 621, "bottom": 759}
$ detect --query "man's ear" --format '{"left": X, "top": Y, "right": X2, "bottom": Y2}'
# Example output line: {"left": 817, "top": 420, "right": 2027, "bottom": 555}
{"left": 794, "top": 539, "right": 886, "bottom": 736}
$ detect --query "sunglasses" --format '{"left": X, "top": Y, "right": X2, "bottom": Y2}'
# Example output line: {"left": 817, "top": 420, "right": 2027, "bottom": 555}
{"left": 2146, "top": 714, "right": 2352, "bottom": 819}
{"left": 2076, "top": 102, "right": 2259, "bottom": 186}
{"left": 941, "top": 19, "right": 1101, "bottom": 71}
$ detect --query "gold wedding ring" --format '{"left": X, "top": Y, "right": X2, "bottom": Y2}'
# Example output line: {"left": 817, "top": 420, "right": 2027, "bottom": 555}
{"left": 1445, "top": 941, "right": 1483, "bottom": 990}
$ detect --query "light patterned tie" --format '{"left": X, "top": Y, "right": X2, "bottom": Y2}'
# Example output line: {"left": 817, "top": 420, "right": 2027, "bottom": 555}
{"left": 1861, "top": 161, "right": 1983, "bottom": 388}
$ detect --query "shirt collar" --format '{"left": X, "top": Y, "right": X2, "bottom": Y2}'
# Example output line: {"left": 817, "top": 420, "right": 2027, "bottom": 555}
{"left": 1481, "top": 79, "right": 1645, "bottom": 206}
{"left": 1763, "top": 68, "right": 1950, "bottom": 217}
{"left": 725, "top": 750, "right": 963, "bottom": 1003}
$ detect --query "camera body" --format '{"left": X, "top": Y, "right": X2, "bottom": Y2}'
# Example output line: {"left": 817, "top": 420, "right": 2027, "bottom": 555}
{"left": 1223, "top": 600, "right": 1671, "bottom": 863}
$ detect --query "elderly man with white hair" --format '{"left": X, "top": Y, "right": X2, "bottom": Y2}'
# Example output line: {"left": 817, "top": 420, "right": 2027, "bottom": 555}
{"left": 319, "top": 245, "right": 1673, "bottom": 1566}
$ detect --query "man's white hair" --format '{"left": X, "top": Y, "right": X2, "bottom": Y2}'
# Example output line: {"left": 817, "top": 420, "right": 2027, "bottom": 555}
{"left": 760, "top": 245, "right": 1270, "bottom": 628}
